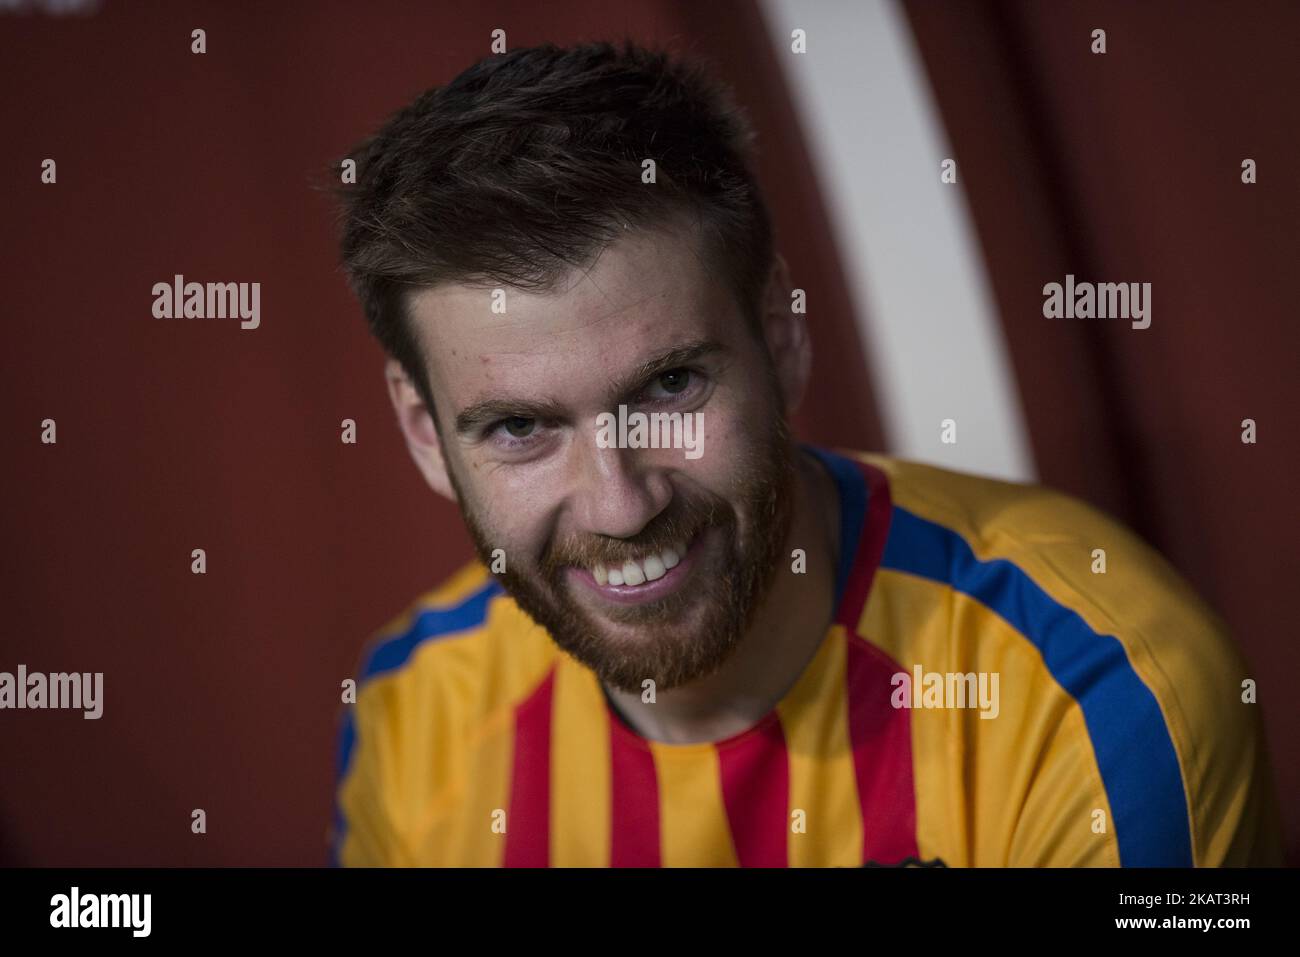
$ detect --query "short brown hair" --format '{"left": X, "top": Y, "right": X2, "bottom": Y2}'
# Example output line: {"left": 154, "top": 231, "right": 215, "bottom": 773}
{"left": 330, "top": 40, "right": 774, "bottom": 411}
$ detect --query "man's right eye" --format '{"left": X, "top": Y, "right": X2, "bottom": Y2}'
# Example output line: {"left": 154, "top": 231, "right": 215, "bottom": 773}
{"left": 500, "top": 416, "right": 535, "bottom": 439}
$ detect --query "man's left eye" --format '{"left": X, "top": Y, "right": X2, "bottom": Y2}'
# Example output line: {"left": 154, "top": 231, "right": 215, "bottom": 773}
{"left": 657, "top": 369, "right": 691, "bottom": 395}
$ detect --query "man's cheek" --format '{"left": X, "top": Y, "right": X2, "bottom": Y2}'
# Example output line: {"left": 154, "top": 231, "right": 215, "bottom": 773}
{"left": 699, "top": 400, "right": 758, "bottom": 463}
{"left": 503, "top": 531, "right": 555, "bottom": 578}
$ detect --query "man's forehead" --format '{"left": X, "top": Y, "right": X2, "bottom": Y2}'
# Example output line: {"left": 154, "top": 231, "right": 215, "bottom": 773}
{"left": 406, "top": 223, "right": 738, "bottom": 401}
{"left": 407, "top": 222, "right": 717, "bottom": 354}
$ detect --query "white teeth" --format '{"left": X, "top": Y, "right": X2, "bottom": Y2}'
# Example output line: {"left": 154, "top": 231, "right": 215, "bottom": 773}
{"left": 642, "top": 554, "right": 666, "bottom": 581}
{"left": 594, "top": 539, "right": 693, "bottom": 588}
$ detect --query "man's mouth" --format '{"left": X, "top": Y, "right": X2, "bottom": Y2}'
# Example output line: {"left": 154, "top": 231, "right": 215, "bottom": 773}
{"left": 566, "top": 531, "right": 706, "bottom": 606}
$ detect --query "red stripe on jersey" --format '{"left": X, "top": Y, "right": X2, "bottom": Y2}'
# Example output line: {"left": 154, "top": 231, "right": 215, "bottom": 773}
{"left": 717, "top": 712, "right": 790, "bottom": 867}
{"left": 503, "top": 666, "right": 556, "bottom": 867}
{"left": 845, "top": 635, "right": 919, "bottom": 864}
{"left": 609, "top": 726, "right": 661, "bottom": 867}
{"left": 837, "top": 462, "right": 893, "bottom": 629}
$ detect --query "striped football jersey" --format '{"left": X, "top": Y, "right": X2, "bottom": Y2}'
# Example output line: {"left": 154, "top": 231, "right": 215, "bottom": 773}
{"left": 332, "top": 446, "right": 1282, "bottom": 867}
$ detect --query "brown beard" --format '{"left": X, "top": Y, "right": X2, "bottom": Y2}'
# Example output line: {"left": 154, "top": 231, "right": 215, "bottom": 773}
{"left": 449, "top": 413, "right": 796, "bottom": 694}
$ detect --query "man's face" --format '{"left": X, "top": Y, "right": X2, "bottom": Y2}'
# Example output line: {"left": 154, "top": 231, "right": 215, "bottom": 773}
{"left": 406, "top": 221, "right": 795, "bottom": 693}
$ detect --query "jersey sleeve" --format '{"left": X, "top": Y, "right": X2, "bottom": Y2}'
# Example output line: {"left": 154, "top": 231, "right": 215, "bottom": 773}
{"left": 329, "top": 564, "right": 508, "bottom": 867}
{"left": 1004, "top": 653, "right": 1284, "bottom": 867}
{"left": 998, "top": 500, "right": 1285, "bottom": 867}
{"left": 867, "top": 453, "right": 1285, "bottom": 868}
{"left": 332, "top": 690, "right": 409, "bottom": 867}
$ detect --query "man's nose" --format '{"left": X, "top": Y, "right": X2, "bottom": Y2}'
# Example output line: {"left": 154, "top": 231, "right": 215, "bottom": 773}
{"left": 569, "top": 441, "right": 673, "bottom": 540}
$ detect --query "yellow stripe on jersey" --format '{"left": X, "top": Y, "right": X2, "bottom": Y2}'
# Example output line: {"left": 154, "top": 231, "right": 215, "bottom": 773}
{"left": 864, "top": 568, "right": 1119, "bottom": 866}
{"left": 651, "top": 742, "right": 739, "bottom": 867}
{"left": 777, "top": 625, "right": 864, "bottom": 867}
{"left": 409, "top": 701, "right": 514, "bottom": 867}
{"left": 550, "top": 657, "right": 612, "bottom": 867}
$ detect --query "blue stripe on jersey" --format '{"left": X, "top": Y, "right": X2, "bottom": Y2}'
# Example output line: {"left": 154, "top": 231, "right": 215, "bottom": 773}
{"left": 360, "top": 579, "right": 504, "bottom": 681}
{"left": 331, "top": 577, "right": 503, "bottom": 865}
{"left": 803, "top": 444, "right": 866, "bottom": 615}
{"left": 330, "top": 712, "right": 355, "bottom": 867}
{"left": 881, "top": 506, "right": 1193, "bottom": 866}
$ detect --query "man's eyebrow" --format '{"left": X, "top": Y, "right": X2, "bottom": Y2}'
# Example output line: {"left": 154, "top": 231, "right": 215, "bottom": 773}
{"left": 452, "top": 338, "right": 727, "bottom": 436}
{"left": 608, "top": 339, "right": 728, "bottom": 400}
{"left": 455, "top": 397, "right": 568, "bottom": 436}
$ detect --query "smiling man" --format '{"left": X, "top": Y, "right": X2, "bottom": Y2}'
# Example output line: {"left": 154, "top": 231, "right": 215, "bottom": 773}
{"left": 329, "top": 41, "right": 1281, "bottom": 867}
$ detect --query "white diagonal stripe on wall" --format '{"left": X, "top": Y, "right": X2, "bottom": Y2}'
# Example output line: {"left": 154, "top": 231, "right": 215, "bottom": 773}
{"left": 761, "top": 0, "right": 1036, "bottom": 481}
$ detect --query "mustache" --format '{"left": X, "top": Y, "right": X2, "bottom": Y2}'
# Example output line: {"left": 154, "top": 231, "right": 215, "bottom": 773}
{"left": 541, "top": 496, "right": 731, "bottom": 571}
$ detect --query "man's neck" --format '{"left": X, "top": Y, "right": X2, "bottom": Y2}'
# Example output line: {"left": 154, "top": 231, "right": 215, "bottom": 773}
{"left": 602, "top": 446, "right": 842, "bottom": 744}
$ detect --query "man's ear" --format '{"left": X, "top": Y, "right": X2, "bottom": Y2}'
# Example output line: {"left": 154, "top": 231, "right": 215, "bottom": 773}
{"left": 384, "top": 358, "right": 458, "bottom": 502}
{"left": 760, "top": 252, "right": 812, "bottom": 414}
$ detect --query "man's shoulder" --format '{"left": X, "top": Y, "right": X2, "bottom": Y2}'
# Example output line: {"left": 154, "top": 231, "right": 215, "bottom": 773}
{"left": 334, "top": 565, "right": 560, "bottom": 866}
{"left": 853, "top": 451, "right": 1228, "bottom": 639}
{"left": 846, "top": 451, "right": 1278, "bottom": 865}
{"left": 352, "top": 561, "right": 557, "bottom": 707}
{"left": 356, "top": 561, "right": 501, "bottom": 683}
{"left": 855, "top": 450, "right": 1149, "bottom": 553}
